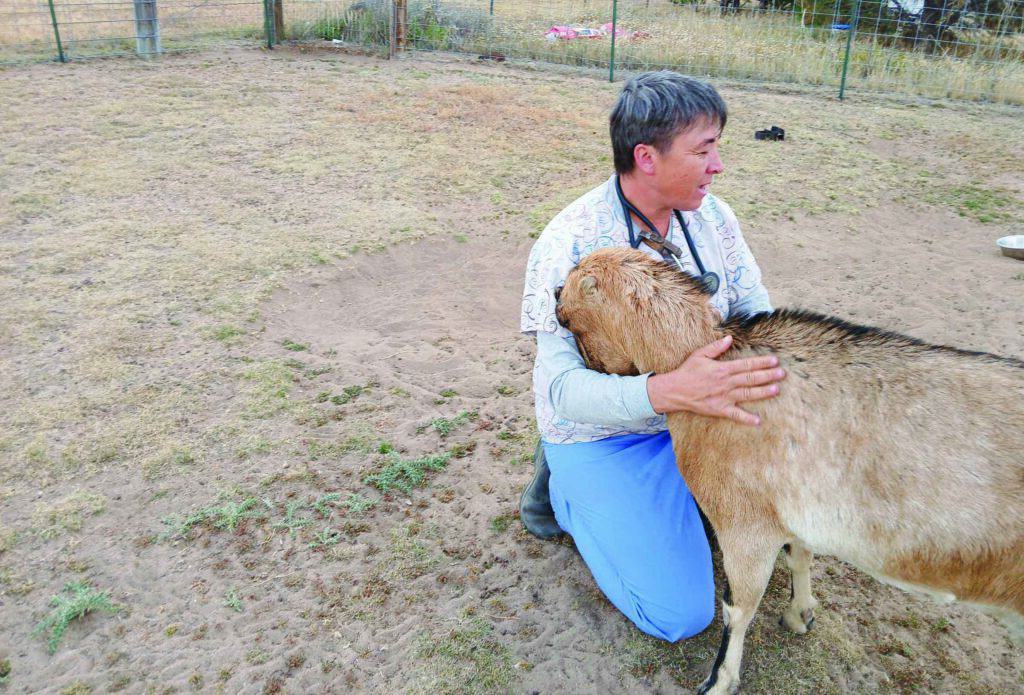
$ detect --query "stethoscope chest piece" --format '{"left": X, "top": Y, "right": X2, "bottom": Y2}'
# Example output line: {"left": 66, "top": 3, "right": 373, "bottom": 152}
{"left": 699, "top": 271, "right": 720, "bottom": 294}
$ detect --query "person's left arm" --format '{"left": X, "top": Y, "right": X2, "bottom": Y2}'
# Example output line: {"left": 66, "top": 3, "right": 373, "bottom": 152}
{"left": 715, "top": 200, "right": 773, "bottom": 319}
{"left": 730, "top": 283, "right": 772, "bottom": 317}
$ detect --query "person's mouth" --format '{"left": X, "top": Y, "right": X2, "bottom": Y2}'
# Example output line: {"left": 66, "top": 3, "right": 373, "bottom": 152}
{"left": 698, "top": 182, "right": 712, "bottom": 195}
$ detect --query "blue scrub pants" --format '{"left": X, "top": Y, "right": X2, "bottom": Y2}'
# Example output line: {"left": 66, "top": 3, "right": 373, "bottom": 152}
{"left": 543, "top": 430, "right": 715, "bottom": 642}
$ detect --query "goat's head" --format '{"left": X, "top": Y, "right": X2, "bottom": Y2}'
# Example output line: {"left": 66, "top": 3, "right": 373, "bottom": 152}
{"left": 556, "top": 248, "right": 718, "bottom": 375}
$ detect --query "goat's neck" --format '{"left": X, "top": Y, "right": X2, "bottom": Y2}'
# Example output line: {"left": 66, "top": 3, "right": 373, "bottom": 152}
{"left": 631, "top": 301, "right": 723, "bottom": 375}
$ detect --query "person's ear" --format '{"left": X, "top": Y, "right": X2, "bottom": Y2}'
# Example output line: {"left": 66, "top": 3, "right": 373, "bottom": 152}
{"left": 633, "top": 143, "right": 657, "bottom": 176}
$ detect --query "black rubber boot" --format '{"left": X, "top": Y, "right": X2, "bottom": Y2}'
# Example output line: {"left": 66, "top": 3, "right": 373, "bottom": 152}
{"left": 519, "top": 440, "right": 564, "bottom": 539}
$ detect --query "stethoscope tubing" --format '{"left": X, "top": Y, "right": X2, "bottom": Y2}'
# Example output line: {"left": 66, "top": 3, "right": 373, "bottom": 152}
{"left": 614, "top": 175, "right": 720, "bottom": 293}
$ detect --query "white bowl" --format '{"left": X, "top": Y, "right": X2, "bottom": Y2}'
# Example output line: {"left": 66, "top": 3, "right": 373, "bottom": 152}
{"left": 997, "top": 235, "right": 1024, "bottom": 261}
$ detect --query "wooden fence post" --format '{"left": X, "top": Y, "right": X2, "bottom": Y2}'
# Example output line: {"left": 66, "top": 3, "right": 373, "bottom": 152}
{"left": 396, "top": 0, "right": 407, "bottom": 48}
{"left": 274, "top": 0, "right": 285, "bottom": 42}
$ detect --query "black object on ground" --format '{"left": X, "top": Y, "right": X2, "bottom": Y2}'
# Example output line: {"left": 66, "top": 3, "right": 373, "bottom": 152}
{"left": 755, "top": 126, "right": 785, "bottom": 141}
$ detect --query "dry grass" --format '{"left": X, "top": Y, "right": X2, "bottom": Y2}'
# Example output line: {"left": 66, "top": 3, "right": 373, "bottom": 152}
{"left": 1, "top": 48, "right": 1021, "bottom": 492}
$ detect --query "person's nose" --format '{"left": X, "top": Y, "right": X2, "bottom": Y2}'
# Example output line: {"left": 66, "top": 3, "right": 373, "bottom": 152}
{"left": 707, "top": 147, "right": 724, "bottom": 175}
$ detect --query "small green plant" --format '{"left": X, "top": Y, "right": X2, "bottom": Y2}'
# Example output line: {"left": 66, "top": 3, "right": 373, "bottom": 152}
{"left": 419, "top": 411, "right": 476, "bottom": 437}
{"left": 309, "top": 527, "right": 342, "bottom": 549}
{"left": 340, "top": 492, "right": 377, "bottom": 515}
{"left": 272, "top": 501, "right": 313, "bottom": 536}
{"left": 364, "top": 452, "right": 451, "bottom": 494}
{"left": 330, "top": 385, "right": 366, "bottom": 405}
{"left": 449, "top": 441, "right": 477, "bottom": 459}
{"left": 313, "top": 493, "right": 341, "bottom": 517}
{"left": 33, "top": 582, "right": 121, "bottom": 653}
{"left": 212, "top": 325, "right": 245, "bottom": 342}
{"left": 306, "top": 434, "right": 375, "bottom": 460}
{"left": 0, "top": 657, "right": 10, "bottom": 684}
{"left": 281, "top": 338, "right": 309, "bottom": 352}
{"left": 0, "top": 524, "right": 17, "bottom": 554}
{"left": 1014, "top": 272, "right": 1024, "bottom": 281}
{"left": 439, "top": 389, "right": 458, "bottom": 398}
{"left": 245, "top": 647, "right": 270, "bottom": 665}
{"left": 390, "top": 387, "right": 410, "bottom": 397}
{"left": 161, "top": 495, "right": 263, "bottom": 538}
{"left": 489, "top": 513, "right": 516, "bottom": 533}
{"left": 224, "top": 588, "right": 243, "bottom": 612}
{"left": 283, "top": 359, "right": 331, "bottom": 378}
{"left": 495, "top": 384, "right": 516, "bottom": 396}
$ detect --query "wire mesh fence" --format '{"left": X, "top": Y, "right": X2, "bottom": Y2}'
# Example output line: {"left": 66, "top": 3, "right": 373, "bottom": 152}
{"left": 1, "top": 0, "right": 267, "bottom": 62}
{"left": 2, "top": 0, "right": 1022, "bottom": 105}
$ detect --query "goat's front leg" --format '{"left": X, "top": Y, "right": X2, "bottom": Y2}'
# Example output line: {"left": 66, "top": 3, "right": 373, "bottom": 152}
{"left": 780, "top": 540, "right": 817, "bottom": 634}
{"left": 698, "top": 532, "right": 780, "bottom": 695}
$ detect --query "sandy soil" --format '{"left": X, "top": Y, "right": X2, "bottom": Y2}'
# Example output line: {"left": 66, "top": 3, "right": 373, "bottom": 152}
{"left": 0, "top": 46, "right": 1022, "bottom": 694}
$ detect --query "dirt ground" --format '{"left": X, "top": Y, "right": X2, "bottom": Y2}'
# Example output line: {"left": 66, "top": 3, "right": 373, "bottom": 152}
{"left": 1, "top": 46, "right": 1022, "bottom": 693}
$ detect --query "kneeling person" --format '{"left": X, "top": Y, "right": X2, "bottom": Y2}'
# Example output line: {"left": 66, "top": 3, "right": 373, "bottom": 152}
{"left": 519, "top": 71, "right": 786, "bottom": 641}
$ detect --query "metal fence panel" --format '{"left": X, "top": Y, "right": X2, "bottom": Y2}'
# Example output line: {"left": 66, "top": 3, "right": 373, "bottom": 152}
{"left": 1, "top": 0, "right": 1021, "bottom": 105}
{"left": 1, "top": 0, "right": 267, "bottom": 63}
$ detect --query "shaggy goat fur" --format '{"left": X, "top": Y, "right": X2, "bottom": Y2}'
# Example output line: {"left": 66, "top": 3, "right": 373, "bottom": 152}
{"left": 556, "top": 247, "right": 1024, "bottom": 694}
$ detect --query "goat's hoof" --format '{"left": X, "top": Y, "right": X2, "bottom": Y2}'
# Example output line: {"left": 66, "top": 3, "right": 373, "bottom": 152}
{"left": 697, "top": 674, "right": 740, "bottom": 695}
{"left": 780, "top": 606, "right": 815, "bottom": 634}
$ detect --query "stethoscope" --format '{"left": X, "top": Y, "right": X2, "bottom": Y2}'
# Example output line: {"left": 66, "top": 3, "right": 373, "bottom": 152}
{"left": 615, "top": 175, "right": 721, "bottom": 295}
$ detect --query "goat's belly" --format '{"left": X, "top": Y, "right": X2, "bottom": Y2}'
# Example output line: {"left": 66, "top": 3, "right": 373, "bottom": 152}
{"left": 779, "top": 502, "right": 885, "bottom": 571}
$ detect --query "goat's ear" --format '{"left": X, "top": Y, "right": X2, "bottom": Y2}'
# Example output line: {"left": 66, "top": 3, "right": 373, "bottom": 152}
{"left": 579, "top": 275, "right": 598, "bottom": 296}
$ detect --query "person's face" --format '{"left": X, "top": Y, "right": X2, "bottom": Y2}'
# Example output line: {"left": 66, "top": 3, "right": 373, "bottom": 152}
{"left": 649, "top": 119, "right": 725, "bottom": 212}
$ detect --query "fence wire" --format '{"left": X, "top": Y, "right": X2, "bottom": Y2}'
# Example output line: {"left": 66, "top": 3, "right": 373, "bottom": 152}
{"left": 2, "top": 0, "right": 1022, "bottom": 105}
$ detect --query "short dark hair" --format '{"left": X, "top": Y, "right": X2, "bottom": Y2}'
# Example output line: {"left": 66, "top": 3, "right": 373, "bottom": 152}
{"left": 610, "top": 71, "right": 728, "bottom": 175}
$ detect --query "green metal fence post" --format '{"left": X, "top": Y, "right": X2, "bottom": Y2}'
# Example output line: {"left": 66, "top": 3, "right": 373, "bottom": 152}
{"left": 838, "top": 0, "right": 863, "bottom": 100}
{"left": 263, "top": 0, "right": 274, "bottom": 48}
{"left": 609, "top": 0, "right": 618, "bottom": 82}
{"left": 46, "top": 0, "right": 66, "bottom": 63}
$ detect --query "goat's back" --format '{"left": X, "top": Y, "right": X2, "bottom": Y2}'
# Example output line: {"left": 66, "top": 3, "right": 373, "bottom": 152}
{"left": 675, "top": 310, "right": 1024, "bottom": 612}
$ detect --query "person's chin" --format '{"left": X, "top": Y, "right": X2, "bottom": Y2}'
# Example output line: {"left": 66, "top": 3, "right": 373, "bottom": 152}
{"left": 681, "top": 192, "right": 706, "bottom": 211}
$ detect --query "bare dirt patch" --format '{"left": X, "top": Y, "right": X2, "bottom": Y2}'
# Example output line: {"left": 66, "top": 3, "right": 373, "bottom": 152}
{"left": 0, "top": 45, "right": 1022, "bottom": 692}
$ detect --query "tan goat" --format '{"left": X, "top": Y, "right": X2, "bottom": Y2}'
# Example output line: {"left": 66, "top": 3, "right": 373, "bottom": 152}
{"left": 555, "top": 247, "right": 1024, "bottom": 694}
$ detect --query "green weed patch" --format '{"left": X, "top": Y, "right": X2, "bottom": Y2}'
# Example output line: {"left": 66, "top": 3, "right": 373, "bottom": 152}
{"left": 364, "top": 452, "right": 451, "bottom": 494}
{"left": 419, "top": 410, "right": 477, "bottom": 437}
{"left": 33, "top": 582, "right": 121, "bottom": 653}
{"left": 161, "top": 495, "right": 265, "bottom": 538}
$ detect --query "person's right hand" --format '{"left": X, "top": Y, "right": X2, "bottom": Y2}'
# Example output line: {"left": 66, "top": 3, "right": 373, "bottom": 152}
{"left": 646, "top": 334, "right": 785, "bottom": 426}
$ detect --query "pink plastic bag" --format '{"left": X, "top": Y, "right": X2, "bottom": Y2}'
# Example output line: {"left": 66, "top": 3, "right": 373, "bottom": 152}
{"left": 545, "top": 25, "right": 578, "bottom": 40}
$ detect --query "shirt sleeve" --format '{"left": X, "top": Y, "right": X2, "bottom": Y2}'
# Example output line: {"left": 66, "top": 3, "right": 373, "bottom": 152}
{"left": 730, "top": 284, "right": 773, "bottom": 318}
{"left": 522, "top": 198, "right": 603, "bottom": 339}
{"left": 537, "top": 331, "right": 659, "bottom": 426}
{"left": 714, "top": 198, "right": 773, "bottom": 319}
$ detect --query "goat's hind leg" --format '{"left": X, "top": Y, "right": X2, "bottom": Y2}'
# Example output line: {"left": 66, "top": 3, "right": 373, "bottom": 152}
{"left": 698, "top": 533, "right": 780, "bottom": 695}
{"left": 780, "top": 540, "right": 818, "bottom": 634}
